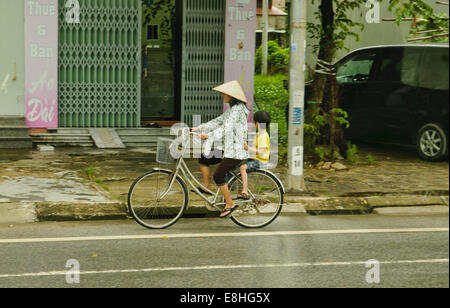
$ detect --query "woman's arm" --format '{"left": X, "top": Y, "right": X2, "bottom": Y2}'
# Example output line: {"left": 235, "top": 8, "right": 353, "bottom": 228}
{"left": 197, "top": 110, "right": 228, "bottom": 133}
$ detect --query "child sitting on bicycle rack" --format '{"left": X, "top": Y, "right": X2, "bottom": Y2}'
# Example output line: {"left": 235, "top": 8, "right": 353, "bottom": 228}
{"left": 239, "top": 111, "right": 272, "bottom": 200}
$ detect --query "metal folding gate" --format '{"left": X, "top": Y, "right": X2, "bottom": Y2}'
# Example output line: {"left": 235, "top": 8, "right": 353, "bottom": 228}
{"left": 181, "top": 0, "right": 225, "bottom": 127}
{"left": 58, "top": 0, "right": 141, "bottom": 128}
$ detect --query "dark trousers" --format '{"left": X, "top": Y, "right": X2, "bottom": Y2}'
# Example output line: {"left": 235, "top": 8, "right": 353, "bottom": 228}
{"left": 199, "top": 153, "right": 242, "bottom": 187}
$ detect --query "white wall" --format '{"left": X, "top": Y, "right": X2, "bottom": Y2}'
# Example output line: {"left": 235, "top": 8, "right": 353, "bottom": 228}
{"left": 0, "top": 0, "right": 25, "bottom": 116}
{"left": 305, "top": 1, "right": 449, "bottom": 75}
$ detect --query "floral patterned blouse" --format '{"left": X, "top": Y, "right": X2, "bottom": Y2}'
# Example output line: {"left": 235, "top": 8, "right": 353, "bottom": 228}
{"left": 198, "top": 103, "right": 250, "bottom": 161}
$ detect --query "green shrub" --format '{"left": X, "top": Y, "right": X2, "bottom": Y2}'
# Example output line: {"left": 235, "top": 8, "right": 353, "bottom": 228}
{"left": 84, "top": 166, "right": 97, "bottom": 180}
{"left": 270, "top": 48, "right": 290, "bottom": 74}
{"left": 314, "top": 146, "right": 326, "bottom": 160}
{"left": 367, "top": 154, "right": 376, "bottom": 165}
{"left": 254, "top": 74, "right": 289, "bottom": 148}
{"left": 255, "top": 41, "right": 289, "bottom": 75}
{"left": 346, "top": 142, "right": 359, "bottom": 163}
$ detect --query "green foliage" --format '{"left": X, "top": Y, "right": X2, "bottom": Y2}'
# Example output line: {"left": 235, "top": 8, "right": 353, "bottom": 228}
{"left": 307, "top": 0, "right": 367, "bottom": 55}
{"left": 84, "top": 166, "right": 98, "bottom": 180}
{"left": 254, "top": 74, "right": 289, "bottom": 148}
{"left": 304, "top": 123, "right": 320, "bottom": 137}
{"left": 367, "top": 154, "right": 376, "bottom": 165}
{"left": 388, "top": 0, "right": 449, "bottom": 42}
{"left": 255, "top": 41, "right": 290, "bottom": 75}
{"left": 278, "top": 146, "right": 289, "bottom": 165}
{"left": 346, "top": 142, "right": 359, "bottom": 163}
{"left": 330, "top": 108, "right": 350, "bottom": 129}
{"left": 315, "top": 146, "right": 326, "bottom": 160}
{"left": 304, "top": 108, "right": 350, "bottom": 140}
{"left": 313, "top": 145, "right": 341, "bottom": 161}
{"left": 84, "top": 166, "right": 106, "bottom": 189}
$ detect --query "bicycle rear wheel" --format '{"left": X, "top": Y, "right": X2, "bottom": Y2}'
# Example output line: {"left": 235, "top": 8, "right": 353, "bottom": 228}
{"left": 128, "top": 169, "right": 188, "bottom": 229}
{"left": 228, "top": 169, "right": 284, "bottom": 228}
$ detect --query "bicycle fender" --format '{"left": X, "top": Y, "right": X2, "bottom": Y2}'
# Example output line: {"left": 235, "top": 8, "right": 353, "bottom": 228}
{"left": 260, "top": 169, "right": 286, "bottom": 194}
{"left": 152, "top": 168, "right": 174, "bottom": 173}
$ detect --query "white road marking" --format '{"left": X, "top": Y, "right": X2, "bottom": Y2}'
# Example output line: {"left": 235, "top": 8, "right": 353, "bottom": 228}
{"left": 0, "top": 259, "right": 448, "bottom": 279}
{"left": 0, "top": 228, "right": 448, "bottom": 244}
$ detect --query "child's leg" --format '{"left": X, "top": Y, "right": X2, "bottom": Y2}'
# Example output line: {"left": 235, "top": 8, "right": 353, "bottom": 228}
{"left": 240, "top": 163, "right": 249, "bottom": 195}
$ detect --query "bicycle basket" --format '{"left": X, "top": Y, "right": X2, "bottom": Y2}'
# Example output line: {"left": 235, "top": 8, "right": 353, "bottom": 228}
{"left": 156, "top": 138, "right": 176, "bottom": 164}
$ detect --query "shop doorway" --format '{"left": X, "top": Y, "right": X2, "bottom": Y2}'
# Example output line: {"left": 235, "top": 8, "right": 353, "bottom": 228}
{"left": 141, "top": 0, "right": 181, "bottom": 124}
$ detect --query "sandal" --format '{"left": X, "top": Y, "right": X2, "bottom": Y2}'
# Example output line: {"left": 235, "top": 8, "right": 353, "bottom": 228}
{"left": 237, "top": 193, "right": 250, "bottom": 200}
{"left": 220, "top": 205, "right": 239, "bottom": 219}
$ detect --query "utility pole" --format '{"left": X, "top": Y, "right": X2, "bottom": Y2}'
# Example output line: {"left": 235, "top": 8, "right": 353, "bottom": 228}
{"left": 261, "top": 0, "right": 269, "bottom": 75}
{"left": 287, "top": 0, "right": 307, "bottom": 192}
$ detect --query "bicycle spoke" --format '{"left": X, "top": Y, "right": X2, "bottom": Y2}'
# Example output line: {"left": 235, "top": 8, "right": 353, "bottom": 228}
{"left": 230, "top": 170, "right": 283, "bottom": 228}
{"left": 128, "top": 170, "right": 187, "bottom": 229}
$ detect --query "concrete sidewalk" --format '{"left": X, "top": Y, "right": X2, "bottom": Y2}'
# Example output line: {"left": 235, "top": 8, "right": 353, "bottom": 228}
{"left": 0, "top": 143, "right": 448, "bottom": 223}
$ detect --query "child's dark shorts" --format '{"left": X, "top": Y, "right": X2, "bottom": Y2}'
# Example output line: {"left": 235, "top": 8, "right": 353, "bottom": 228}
{"left": 245, "top": 159, "right": 262, "bottom": 172}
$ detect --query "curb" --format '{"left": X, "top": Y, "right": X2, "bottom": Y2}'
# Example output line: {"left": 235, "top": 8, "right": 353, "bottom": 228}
{"left": 285, "top": 197, "right": 370, "bottom": 215}
{"left": 36, "top": 202, "right": 128, "bottom": 222}
{"left": 285, "top": 195, "right": 449, "bottom": 216}
{"left": 0, "top": 194, "right": 448, "bottom": 224}
{"left": 373, "top": 206, "right": 449, "bottom": 215}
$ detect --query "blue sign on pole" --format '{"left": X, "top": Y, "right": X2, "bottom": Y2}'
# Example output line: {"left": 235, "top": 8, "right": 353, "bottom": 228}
{"left": 292, "top": 107, "right": 302, "bottom": 125}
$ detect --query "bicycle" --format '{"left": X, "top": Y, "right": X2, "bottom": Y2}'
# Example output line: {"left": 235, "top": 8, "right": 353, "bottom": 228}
{"left": 128, "top": 128, "right": 285, "bottom": 229}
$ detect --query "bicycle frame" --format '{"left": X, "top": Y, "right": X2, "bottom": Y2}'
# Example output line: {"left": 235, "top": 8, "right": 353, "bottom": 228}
{"left": 154, "top": 156, "right": 235, "bottom": 211}
{"left": 153, "top": 129, "right": 285, "bottom": 212}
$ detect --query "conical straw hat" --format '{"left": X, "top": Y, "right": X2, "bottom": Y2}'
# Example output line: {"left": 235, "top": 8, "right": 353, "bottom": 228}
{"left": 213, "top": 80, "right": 248, "bottom": 104}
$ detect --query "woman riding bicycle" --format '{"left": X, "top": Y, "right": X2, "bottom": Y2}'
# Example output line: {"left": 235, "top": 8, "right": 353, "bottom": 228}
{"left": 191, "top": 80, "right": 250, "bottom": 218}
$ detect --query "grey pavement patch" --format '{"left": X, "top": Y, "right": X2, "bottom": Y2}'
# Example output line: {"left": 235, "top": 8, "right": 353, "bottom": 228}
{"left": 37, "top": 145, "right": 55, "bottom": 152}
{"left": 89, "top": 129, "right": 125, "bottom": 149}
{"left": 0, "top": 176, "right": 112, "bottom": 204}
{"left": 373, "top": 206, "right": 449, "bottom": 216}
{"left": 282, "top": 204, "right": 308, "bottom": 216}
{"left": 0, "top": 203, "right": 37, "bottom": 223}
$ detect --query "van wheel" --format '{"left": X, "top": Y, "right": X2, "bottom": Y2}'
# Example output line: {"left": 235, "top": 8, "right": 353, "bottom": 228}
{"left": 416, "top": 123, "right": 448, "bottom": 162}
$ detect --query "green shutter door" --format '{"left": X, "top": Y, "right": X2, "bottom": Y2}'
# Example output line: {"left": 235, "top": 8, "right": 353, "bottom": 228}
{"left": 58, "top": 0, "right": 142, "bottom": 128}
{"left": 181, "top": 0, "right": 225, "bottom": 127}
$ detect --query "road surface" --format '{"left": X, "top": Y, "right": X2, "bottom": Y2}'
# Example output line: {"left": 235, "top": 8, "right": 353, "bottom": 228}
{"left": 0, "top": 214, "right": 448, "bottom": 289}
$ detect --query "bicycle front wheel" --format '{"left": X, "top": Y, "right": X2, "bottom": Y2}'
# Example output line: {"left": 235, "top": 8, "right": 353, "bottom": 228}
{"left": 128, "top": 169, "right": 188, "bottom": 229}
{"left": 228, "top": 169, "right": 284, "bottom": 228}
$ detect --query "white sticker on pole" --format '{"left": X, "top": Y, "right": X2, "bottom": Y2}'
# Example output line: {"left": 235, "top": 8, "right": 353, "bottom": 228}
{"left": 292, "top": 146, "right": 304, "bottom": 176}
{"left": 294, "top": 91, "right": 305, "bottom": 108}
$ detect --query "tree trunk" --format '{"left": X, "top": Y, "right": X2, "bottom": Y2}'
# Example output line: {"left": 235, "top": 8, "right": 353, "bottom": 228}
{"left": 305, "top": 0, "right": 336, "bottom": 152}
{"left": 327, "top": 75, "right": 348, "bottom": 159}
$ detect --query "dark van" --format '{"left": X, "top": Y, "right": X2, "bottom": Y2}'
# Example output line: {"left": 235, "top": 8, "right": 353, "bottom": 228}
{"left": 296, "top": 44, "right": 449, "bottom": 161}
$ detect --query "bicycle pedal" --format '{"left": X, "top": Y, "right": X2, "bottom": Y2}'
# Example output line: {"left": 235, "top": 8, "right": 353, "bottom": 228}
{"left": 205, "top": 200, "right": 218, "bottom": 211}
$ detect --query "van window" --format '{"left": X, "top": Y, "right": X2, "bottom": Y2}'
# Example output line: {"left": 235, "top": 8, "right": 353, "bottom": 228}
{"left": 419, "top": 48, "right": 449, "bottom": 91}
{"left": 400, "top": 50, "right": 422, "bottom": 87}
{"left": 376, "top": 48, "right": 421, "bottom": 87}
{"left": 337, "top": 51, "right": 377, "bottom": 84}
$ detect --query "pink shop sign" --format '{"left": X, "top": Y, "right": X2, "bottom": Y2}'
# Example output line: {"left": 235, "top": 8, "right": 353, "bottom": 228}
{"left": 225, "top": 0, "right": 257, "bottom": 118}
{"left": 25, "top": 0, "right": 58, "bottom": 128}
